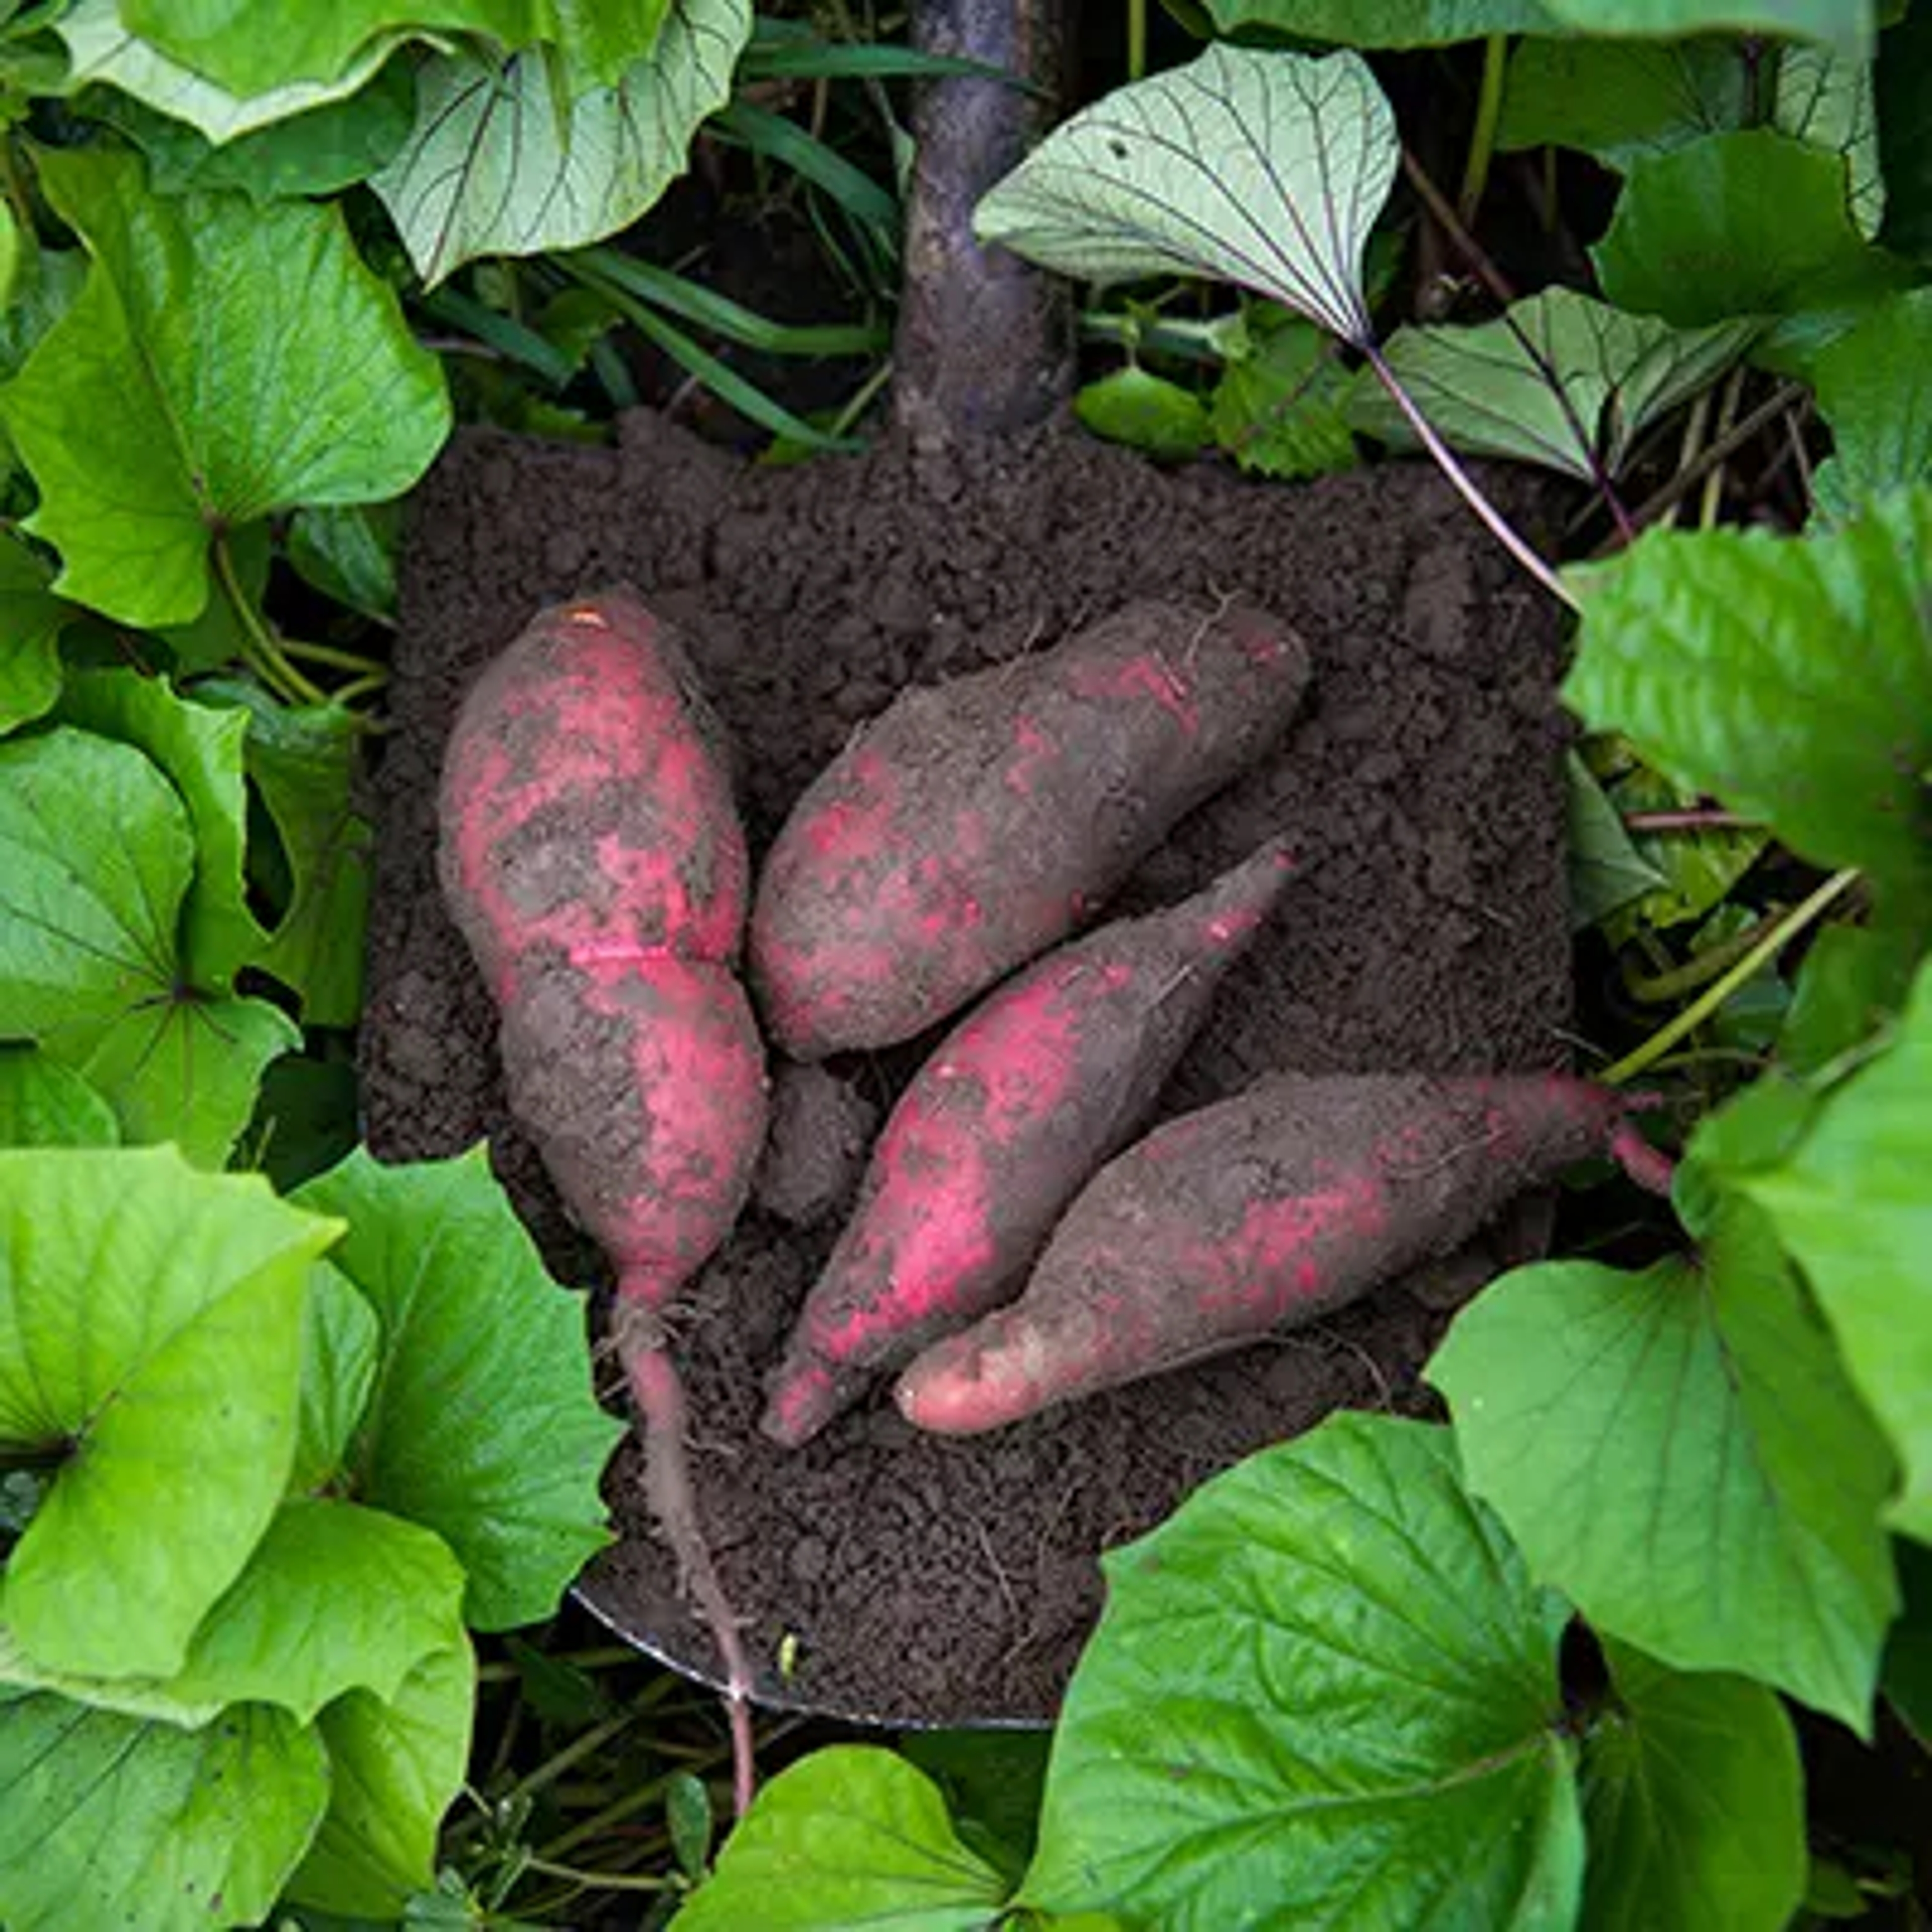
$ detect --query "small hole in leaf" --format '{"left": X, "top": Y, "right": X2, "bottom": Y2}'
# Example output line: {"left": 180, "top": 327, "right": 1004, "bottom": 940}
{"left": 1109, "top": 139, "right": 1130, "bottom": 159}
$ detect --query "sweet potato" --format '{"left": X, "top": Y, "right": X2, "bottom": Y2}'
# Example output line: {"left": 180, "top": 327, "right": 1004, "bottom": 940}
{"left": 751, "top": 598, "right": 1311, "bottom": 1058}
{"left": 439, "top": 586, "right": 749, "bottom": 998}
{"left": 437, "top": 590, "right": 765, "bottom": 1810}
{"left": 762, "top": 839, "right": 1296, "bottom": 1447}
{"left": 496, "top": 953, "right": 768, "bottom": 1303}
{"left": 895, "top": 1072, "right": 1639, "bottom": 1435}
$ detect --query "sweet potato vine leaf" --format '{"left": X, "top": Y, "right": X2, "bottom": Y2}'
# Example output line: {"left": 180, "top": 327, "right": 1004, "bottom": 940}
{"left": 1809, "top": 287, "right": 1932, "bottom": 517}
{"left": 1775, "top": 44, "right": 1885, "bottom": 240}
{"left": 976, "top": 45, "right": 1398, "bottom": 349}
{"left": 1596, "top": 762, "right": 1767, "bottom": 946}
{"left": 1538, "top": 0, "right": 1873, "bottom": 53}
{"left": 0, "top": 530, "right": 70, "bottom": 735}
{"left": 372, "top": 0, "right": 751, "bottom": 287}
{"left": 1593, "top": 128, "right": 1906, "bottom": 327}
{"left": 1727, "top": 958, "right": 1932, "bottom": 1544}
{"left": 1565, "top": 753, "right": 1669, "bottom": 931}
{"left": 294, "top": 1147, "right": 624, "bottom": 1630}
{"left": 1499, "top": 34, "right": 1880, "bottom": 220}
{"left": 549, "top": 0, "right": 677, "bottom": 93}
{"left": 56, "top": 668, "right": 258, "bottom": 993}
{"left": 0, "top": 144, "right": 449, "bottom": 627}
{"left": 1205, "top": 0, "right": 1563, "bottom": 43}
{"left": 0, "top": 726, "right": 298, "bottom": 1161}
{"left": 119, "top": 0, "right": 543, "bottom": 97}
{"left": 1074, "top": 366, "right": 1210, "bottom": 461}
{"left": 0, "top": 1147, "right": 340, "bottom": 1680}
{"left": 1580, "top": 1640, "right": 1806, "bottom": 1932}
{"left": 1430, "top": 1198, "right": 1899, "bottom": 1732}
{"left": 283, "top": 1642, "right": 475, "bottom": 1920}
{"left": 1352, "top": 288, "right": 1756, "bottom": 482}
{"left": 53, "top": 0, "right": 411, "bottom": 145}
{"left": 1562, "top": 485, "right": 1932, "bottom": 916}
{"left": 1498, "top": 37, "right": 1751, "bottom": 171}
{"left": 85, "top": 56, "right": 419, "bottom": 202}
{"left": 1777, "top": 921, "right": 1920, "bottom": 1074}
{"left": 286, "top": 501, "right": 399, "bottom": 622}
{"left": 1888, "top": 1543, "right": 1932, "bottom": 1747}
{"left": 199, "top": 678, "right": 374, "bottom": 1027}
{"left": 0, "top": 1694, "right": 329, "bottom": 1932}
{"left": 0, "top": 1048, "right": 118, "bottom": 1147}
{"left": 1020, "top": 1415, "right": 1583, "bottom": 1930}
{"left": 290, "top": 1261, "right": 381, "bottom": 1495}
{"left": 1210, "top": 305, "right": 1359, "bottom": 479}
{"left": 674, "top": 1746, "right": 1012, "bottom": 1930}
{"left": 0, "top": 1496, "right": 464, "bottom": 1733}
{"left": 119, "top": 0, "right": 673, "bottom": 99}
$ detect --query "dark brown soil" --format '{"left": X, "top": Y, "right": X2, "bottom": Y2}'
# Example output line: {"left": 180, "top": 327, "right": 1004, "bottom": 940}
{"left": 362, "top": 408, "right": 1573, "bottom": 1726}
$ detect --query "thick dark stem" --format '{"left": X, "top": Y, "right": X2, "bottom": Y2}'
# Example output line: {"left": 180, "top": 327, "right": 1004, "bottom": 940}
{"left": 892, "top": 0, "right": 1079, "bottom": 446}
{"left": 612, "top": 1291, "right": 758, "bottom": 1819}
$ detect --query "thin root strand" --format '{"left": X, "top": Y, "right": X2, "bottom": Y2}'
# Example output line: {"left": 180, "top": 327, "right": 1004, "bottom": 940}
{"left": 612, "top": 1292, "right": 759, "bottom": 1820}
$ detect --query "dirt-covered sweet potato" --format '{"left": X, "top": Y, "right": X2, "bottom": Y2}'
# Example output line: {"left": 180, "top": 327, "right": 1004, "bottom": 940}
{"left": 439, "top": 587, "right": 749, "bottom": 999}
{"left": 761, "top": 839, "right": 1296, "bottom": 1447}
{"left": 895, "top": 1072, "right": 1640, "bottom": 1435}
{"left": 437, "top": 589, "right": 765, "bottom": 1810}
{"left": 751, "top": 598, "right": 1311, "bottom": 1059}
{"left": 497, "top": 952, "right": 768, "bottom": 1304}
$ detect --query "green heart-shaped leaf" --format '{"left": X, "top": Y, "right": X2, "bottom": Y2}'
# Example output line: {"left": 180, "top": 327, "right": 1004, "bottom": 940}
{"left": 55, "top": 0, "right": 416, "bottom": 143}
{"left": 1581, "top": 1640, "right": 1806, "bottom": 1932}
{"left": 56, "top": 669, "right": 259, "bottom": 991}
{"left": 1563, "top": 486, "right": 1932, "bottom": 915}
{"left": 231, "top": 689, "right": 373, "bottom": 1026}
{"left": 0, "top": 726, "right": 298, "bottom": 1162}
{"left": 1497, "top": 37, "right": 1749, "bottom": 172}
{"left": 0, "top": 144, "right": 448, "bottom": 627}
{"left": 296, "top": 1147, "right": 623, "bottom": 1629}
{"left": 118, "top": 0, "right": 540, "bottom": 97}
{"left": 976, "top": 44, "right": 1398, "bottom": 348}
{"left": 674, "top": 1745, "right": 1010, "bottom": 1930}
{"left": 0, "top": 1691, "right": 329, "bottom": 1932}
{"left": 0, "top": 1147, "right": 340, "bottom": 1679}
{"left": 1540, "top": 0, "right": 1872, "bottom": 54}
{"left": 284, "top": 1642, "right": 476, "bottom": 1919}
{"left": 0, "top": 531, "right": 71, "bottom": 735}
{"left": 1775, "top": 44, "right": 1885, "bottom": 239}
{"left": 1809, "top": 288, "right": 1932, "bottom": 517}
{"left": 85, "top": 54, "right": 418, "bottom": 202}
{"left": 1742, "top": 958, "right": 1932, "bottom": 1543}
{"left": 372, "top": 0, "right": 751, "bottom": 287}
{"left": 291, "top": 1260, "right": 380, "bottom": 1495}
{"left": 1354, "top": 288, "right": 1757, "bottom": 482}
{"left": 1431, "top": 1201, "right": 1899, "bottom": 1732}
{"left": 0, "top": 1497, "right": 464, "bottom": 1728}
{"left": 1206, "top": 0, "right": 1562, "bottom": 45}
{"left": 1021, "top": 1415, "right": 1583, "bottom": 1928}
{"left": 0, "top": 1048, "right": 118, "bottom": 1148}
{"left": 1594, "top": 129, "right": 1905, "bottom": 327}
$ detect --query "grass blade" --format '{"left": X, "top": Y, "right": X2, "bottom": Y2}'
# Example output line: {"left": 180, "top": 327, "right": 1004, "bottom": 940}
{"left": 566, "top": 249, "right": 888, "bottom": 358}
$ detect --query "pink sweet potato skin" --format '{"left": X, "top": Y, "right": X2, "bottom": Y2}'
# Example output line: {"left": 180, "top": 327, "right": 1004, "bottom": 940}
{"left": 498, "top": 954, "right": 767, "bottom": 1302}
{"left": 437, "top": 590, "right": 768, "bottom": 1799}
{"left": 436, "top": 588, "right": 767, "bottom": 1296}
{"left": 751, "top": 598, "right": 1311, "bottom": 1059}
{"left": 895, "top": 1072, "right": 1629, "bottom": 1435}
{"left": 438, "top": 588, "right": 750, "bottom": 999}
{"left": 761, "top": 839, "right": 1297, "bottom": 1447}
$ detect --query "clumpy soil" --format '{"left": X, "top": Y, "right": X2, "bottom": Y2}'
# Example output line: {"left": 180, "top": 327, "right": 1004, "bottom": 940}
{"left": 362, "top": 408, "right": 1573, "bottom": 1726}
